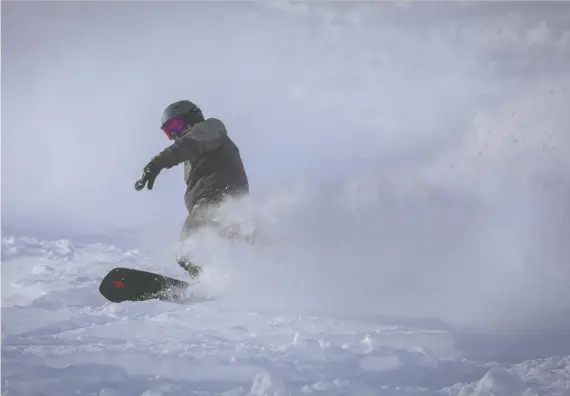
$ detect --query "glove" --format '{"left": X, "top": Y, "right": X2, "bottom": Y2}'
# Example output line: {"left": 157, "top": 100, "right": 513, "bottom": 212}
{"left": 135, "top": 160, "right": 161, "bottom": 191}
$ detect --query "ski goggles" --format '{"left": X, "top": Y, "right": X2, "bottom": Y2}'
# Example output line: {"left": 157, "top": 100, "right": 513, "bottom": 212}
{"left": 161, "top": 116, "right": 187, "bottom": 140}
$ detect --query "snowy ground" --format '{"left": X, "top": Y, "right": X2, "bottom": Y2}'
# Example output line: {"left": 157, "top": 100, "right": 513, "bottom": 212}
{"left": 3, "top": 2, "right": 570, "bottom": 395}
{"left": 2, "top": 236, "right": 570, "bottom": 396}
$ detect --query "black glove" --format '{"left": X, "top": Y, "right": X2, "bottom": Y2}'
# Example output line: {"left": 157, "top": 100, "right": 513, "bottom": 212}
{"left": 135, "top": 160, "right": 161, "bottom": 191}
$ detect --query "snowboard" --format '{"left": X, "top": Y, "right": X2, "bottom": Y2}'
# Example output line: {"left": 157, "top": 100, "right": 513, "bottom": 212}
{"left": 99, "top": 267, "right": 199, "bottom": 303}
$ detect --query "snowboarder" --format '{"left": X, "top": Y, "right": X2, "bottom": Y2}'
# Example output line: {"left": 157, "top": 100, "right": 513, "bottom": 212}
{"left": 135, "top": 100, "right": 249, "bottom": 279}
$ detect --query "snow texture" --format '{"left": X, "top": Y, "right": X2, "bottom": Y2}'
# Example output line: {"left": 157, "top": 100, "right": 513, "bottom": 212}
{"left": 2, "top": 236, "right": 570, "bottom": 396}
{"left": 3, "top": 2, "right": 570, "bottom": 396}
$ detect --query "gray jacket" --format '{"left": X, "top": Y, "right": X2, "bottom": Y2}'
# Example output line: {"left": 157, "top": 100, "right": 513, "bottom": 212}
{"left": 151, "top": 118, "right": 249, "bottom": 213}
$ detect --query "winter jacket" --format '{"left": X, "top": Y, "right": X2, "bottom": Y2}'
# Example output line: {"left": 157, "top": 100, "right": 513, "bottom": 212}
{"left": 151, "top": 118, "right": 249, "bottom": 213}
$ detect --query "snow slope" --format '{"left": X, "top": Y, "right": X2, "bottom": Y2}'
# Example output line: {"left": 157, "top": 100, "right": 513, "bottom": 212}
{"left": 2, "top": 236, "right": 570, "bottom": 396}
{"left": 3, "top": 2, "right": 570, "bottom": 395}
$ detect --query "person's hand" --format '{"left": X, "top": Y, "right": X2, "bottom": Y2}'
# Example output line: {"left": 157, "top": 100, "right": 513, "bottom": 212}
{"left": 135, "top": 160, "right": 161, "bottom": 191}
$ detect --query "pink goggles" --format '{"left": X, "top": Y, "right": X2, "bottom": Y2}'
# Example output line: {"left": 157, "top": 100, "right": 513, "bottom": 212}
{"left": 161, "top": 117, "right": 187, "bottom": 140}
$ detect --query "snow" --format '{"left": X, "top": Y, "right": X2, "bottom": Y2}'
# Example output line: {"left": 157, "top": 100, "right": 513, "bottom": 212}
{"left": 3, "top": 2, "right": 570, "bottom": 395}
{"left": 2, "top": 237, "right": 570, "bottom": 396}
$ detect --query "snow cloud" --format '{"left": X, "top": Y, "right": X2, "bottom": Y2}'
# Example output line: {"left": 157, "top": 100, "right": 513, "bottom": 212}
{"left": 3, "top": 2, "right": 570, "bottom": 328}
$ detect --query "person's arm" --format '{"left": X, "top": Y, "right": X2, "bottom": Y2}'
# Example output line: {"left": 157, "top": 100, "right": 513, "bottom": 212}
{"left": 134, "top": 118, "right": 228, "bottom": 191}
{"left": 152, "top": 118, "right": 227, "bottom": 169}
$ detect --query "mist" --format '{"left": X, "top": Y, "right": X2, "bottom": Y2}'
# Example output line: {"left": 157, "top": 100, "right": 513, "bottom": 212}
{"left": 2, "top": 2, "right": 570, "bottom": 329}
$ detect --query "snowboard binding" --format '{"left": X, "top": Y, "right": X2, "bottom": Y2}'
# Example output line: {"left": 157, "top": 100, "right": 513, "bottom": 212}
{"left": 176, "top": 258, "right": 202, "bottom": 280}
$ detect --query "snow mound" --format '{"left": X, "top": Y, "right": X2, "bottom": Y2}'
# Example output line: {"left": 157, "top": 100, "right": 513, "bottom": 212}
{"left": 2, "top": 235, "right": 76, "bottom": 261}
{"left": 450, "top": 355, "right": 570, "bottom": 396}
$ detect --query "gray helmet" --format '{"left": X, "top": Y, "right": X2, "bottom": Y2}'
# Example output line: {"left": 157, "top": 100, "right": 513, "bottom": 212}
{"left": 161, "top": 100, "right": 204, "bottom": 128}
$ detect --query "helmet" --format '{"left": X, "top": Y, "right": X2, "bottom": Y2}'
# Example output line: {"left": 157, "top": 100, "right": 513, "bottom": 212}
{"left": 161, "top": 100, "right": 204, "bottom": 129}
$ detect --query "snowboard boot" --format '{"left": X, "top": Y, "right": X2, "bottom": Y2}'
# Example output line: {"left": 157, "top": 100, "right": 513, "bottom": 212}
{"left": 177, "top": 258, "right": 202, "bottom": 280}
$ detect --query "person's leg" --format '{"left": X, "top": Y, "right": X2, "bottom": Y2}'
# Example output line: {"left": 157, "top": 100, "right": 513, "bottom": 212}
{"left": 176, "top": 214, "right": 203, "bottom": 279}
{"left": 176, "top": 199, "right": 216, "bottom": 279}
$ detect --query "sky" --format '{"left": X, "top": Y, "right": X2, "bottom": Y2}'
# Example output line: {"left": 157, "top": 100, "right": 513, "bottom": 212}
{"left": 2, "top": 1, "right": 570, "bottom": 327}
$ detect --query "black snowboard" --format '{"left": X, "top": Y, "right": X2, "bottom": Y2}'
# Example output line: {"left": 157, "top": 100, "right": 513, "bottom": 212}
{"left": 99, "top": 267, "right": 192, "bottom": 303}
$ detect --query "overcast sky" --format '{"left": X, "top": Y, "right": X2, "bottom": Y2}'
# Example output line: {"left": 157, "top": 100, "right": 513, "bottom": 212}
{"left": 2, "top": 1, "right": 570, "bottom": 326}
